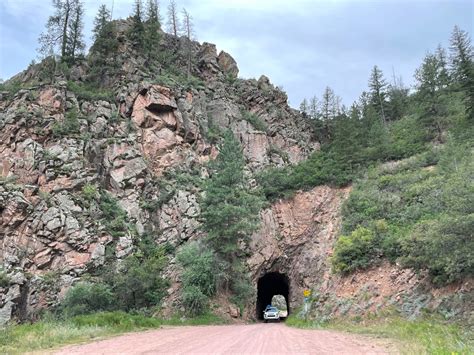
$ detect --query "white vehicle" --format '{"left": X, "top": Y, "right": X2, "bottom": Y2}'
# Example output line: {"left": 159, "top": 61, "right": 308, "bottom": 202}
{"left": 263, "top": 306, "right": 280, "bottom": 322}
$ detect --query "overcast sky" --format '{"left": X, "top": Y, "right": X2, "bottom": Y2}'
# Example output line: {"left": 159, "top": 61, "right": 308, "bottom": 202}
{"left": 0, "top": 0, "right": 472, "bottom": 107}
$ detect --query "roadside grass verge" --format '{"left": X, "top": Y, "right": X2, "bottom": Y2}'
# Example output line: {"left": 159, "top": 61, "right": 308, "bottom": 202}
{"left": 286, "top": 314, "right": 473, "bottom": 354}
{"left": 0, "top": 311, "right": 226, "bottom": 354}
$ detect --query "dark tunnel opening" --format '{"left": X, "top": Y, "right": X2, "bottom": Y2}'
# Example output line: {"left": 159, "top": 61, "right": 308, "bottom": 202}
{"left": 256, "top": 272, "right": 290, "bottom": 320}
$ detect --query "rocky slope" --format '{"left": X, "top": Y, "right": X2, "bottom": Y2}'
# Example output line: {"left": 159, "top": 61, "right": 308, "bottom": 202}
{"left": 0, "top": 21, "right": 316, "bottom": 324}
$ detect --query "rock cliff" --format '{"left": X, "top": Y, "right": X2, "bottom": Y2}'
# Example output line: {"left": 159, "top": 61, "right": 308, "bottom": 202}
{"left": 0, "top": 21, "right": 316, "bottom": 324}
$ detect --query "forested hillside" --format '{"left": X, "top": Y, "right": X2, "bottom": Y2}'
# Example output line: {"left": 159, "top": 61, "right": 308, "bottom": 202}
{"left": 258, "top": 26, "right": 473, "bottom": 287}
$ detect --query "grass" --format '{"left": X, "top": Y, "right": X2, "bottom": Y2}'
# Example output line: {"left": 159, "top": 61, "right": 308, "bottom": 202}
{"left": 286, "top": 314, "right": 473, "bottom": 354}
{"left": 0, "top": 311, "right": 226, "bottom": 354}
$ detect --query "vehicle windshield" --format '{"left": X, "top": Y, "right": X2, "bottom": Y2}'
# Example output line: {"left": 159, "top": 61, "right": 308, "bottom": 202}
{"left": 265, "top": 307, "right": 278, "bottom": 312}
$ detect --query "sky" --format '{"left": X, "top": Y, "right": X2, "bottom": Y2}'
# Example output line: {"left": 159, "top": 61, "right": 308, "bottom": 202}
{"left": 0, "top": 0, "right": 472, "bottom": 107}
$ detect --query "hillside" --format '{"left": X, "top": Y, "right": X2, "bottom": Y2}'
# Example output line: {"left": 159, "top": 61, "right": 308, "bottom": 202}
{"left": 0, "top": 6, "right": 473, "bottom": 337}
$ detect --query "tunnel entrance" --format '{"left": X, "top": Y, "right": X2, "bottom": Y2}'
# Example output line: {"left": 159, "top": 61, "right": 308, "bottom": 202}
{"left": 256, "top": 272, "right": 290, "bottom": 320}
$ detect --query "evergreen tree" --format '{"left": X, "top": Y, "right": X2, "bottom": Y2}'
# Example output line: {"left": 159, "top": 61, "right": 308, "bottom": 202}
{"left": 92, "top": 4, "right": 112, "bottom": 40}
{"left": 435, "top": 45, "right": 450, "bottom": 88}
{"left": 449, "top": 26, "right": 474, "bottom": 119}
{"left": 64, "top": 0, "right": 85, "bottom": 63}
{"left": 129, "top": 0, "right": 145, "bottom": 49}
{"left": 368, "top": 65, "right": 388, "bottom": 123}
{"left": 309, "top": 96, "right": 319, "bottom": 119}
{"left": 38, "top": 0, "right": 84, "bottom": 63}
{"left": 89, "top": 4, "right": 119, "bottom": 84}
{"left": 299, "top": 98, "right": 308, "bottom": 115}
{"left": 321, "top": 86, "right": 338, "bottom": 121}
{"left": 387, "top": 73, "right": 409, "bottom": 121}
{"left": 167, "top": 0, "right": 179, "bottom": 36}
{"left": 201, "top": 131, "right": 263, "bottom": 289}
{"left": 415, "top": 52, "right": 450, "bottom": 140}
{"left": 143, "top": 0, "right": 162, "bottom": 62}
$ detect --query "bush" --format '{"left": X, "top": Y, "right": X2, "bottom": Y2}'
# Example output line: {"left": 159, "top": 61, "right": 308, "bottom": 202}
{"left": 181, "top": 285, "right": 209, "bottom": 317}
{"left": 99, "top": 193, "right": 128, "bottom": 237}
{"left": 0, "top": 80, "right": 23, "bottom": 96}
{"left": 110, "top": 248, "right": 168, "bottom": 311}
{"left": 332, "top": 227, "right": 379, "bottom": 273}
{"left": 60, "top": 282, "right": 115, "bottom": 317}
{"left": 52, "top": 108, "right": 81, "bottom": 137}
{"left": 400, "top": 215, "right": 474, "bottom": 285}
{"left": 67, "top": 81, "right": 114, "bottom": 102}
{"left": 177, "top": 242, "right": 219, "bottom": 297}
{"left": 81, "top": 184, "right": 98, "bottom": 201}
{"left": 177, "top": 242, "right": 222, "bottom": 316}
{"left": 241, "top": 110, "right": 267, "bottom": 132}
{"left": 0, "top": 268, "right": 10, "bottom": 288}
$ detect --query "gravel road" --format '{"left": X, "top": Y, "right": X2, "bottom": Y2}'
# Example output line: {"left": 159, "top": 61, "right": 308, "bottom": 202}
{"left": 55, "top": 323, "right": 395, "bottom": 354}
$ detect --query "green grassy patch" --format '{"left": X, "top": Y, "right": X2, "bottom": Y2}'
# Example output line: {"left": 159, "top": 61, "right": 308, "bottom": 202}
{"left": 0, "top": 311, "right": 226, "bottom": 354}
{"left": 286, "top": 314, "right": 473, "bottom": 354}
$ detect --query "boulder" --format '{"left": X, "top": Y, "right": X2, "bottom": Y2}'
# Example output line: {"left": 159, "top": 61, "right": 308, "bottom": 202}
{"left": 217, "top": 51, "right": 239, "bottom": 78}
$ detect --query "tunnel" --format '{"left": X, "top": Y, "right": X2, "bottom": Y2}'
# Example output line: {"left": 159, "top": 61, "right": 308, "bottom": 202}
{"left": 256, "top": 272, "right": 290, "bottom": 320}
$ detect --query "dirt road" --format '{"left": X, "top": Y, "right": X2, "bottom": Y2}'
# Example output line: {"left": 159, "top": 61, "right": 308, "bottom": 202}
{"left": 55, "top": 323, "right": 395, "bottom": 354}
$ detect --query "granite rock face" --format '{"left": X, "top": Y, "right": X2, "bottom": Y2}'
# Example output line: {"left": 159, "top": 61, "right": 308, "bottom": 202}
{"left": 0, "top": 21, "right": 316, "bottom": 324}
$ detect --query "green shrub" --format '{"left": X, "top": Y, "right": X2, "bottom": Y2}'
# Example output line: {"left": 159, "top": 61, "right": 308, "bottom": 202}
{"left": 0, "top": 80, "right": 23, "bottom": 96}
{"left": 241, "top": 110, "right": 267, "bottom": 132}
{"left": 177, "top": 242, "right": 219, "bottom": 297}
{"left": 99, "top": 193, "right": 128, "bottom": 237}
{"left": 67, "top": 81, "right": 114, "bottom": 102}
{"left": 60, "top": 282, "right": 115, "bottom": 317}
{"left": 52, "top": 108, "right": 81, "bottom": 137}
{"left": 109, "top": 248, "right": 168, "bottom": 311}
{"left": 387, "top": 115, "right": 427, "bottom": 158}
{"left": 181, "top": 285, "right": 209, "bottom": 317}
{"left": 0, "top": 268, "right": 10, "bottom": 288}
{"left": 332, "top": 227, "right": 379, "bottom": 273}
{"left": 400, "top": 215, "right": 474, "bottom": 285}
{"left": 154, "top": 69, "right": 205, "bottom": 90}
{"left": 81, "top": 184, "right": 98, "bottom": 201}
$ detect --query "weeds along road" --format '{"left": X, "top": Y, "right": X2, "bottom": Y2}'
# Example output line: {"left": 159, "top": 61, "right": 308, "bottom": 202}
{"left": 55, "top": 323, "right": 395, "bottom": 354}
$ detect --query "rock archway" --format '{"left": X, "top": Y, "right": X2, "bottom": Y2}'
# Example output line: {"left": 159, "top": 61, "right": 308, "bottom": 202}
{"left": 256, "top": 272, "right": 290, "bottom": 320}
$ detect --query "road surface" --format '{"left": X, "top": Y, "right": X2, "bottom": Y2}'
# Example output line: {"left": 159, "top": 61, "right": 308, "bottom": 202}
{"left": 55, "top": 323, "right": 395, "bottom": 354}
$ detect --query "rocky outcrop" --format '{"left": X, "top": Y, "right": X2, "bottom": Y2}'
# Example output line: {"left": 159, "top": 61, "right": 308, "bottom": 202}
{"left": 217, "top": 51, "right": 239, "bottom": 78}
{"left": 0, "top": 22, "right": 319, "bottom": 324}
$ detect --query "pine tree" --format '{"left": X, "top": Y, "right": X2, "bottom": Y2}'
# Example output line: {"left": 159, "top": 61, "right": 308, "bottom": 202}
{"left": 167, "top": 0, "right": 179, "bottom": 36}
{"left": 415, "top": 52, "right": 450, "bottom": 140}
{"left": 89, "top": 4, "right": 119, "bottom": 84}
{"left": 309, "top": 96, "right": 319, "bottom": 119}
{"left": 92, "top": 4, "right": 111, "bottom": 40}
{"left": 38, "top": 0, "right": 84, "bottom": 63}
{"left": 201, "top": 131, "right": 263, "bottom": 288}
{"left": 143, "top": 0, "right": 162, "bottom": 62}
{"left": 387, "top": 72, "right": 409, "bottom": 121}
{"left": 129, "top": 0, "right": 145, "bottom": 49}
{"left": 368, "top": 65, "right": 388, "bottom": 124}
{"left": 64, "top": 0, "right": 85, "bottom": 63}
{"left": 449, "top": 26, "right": 474, "bottom": 119}
{"left": 299, "top": 98, "right": 308, "bottom": 115}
